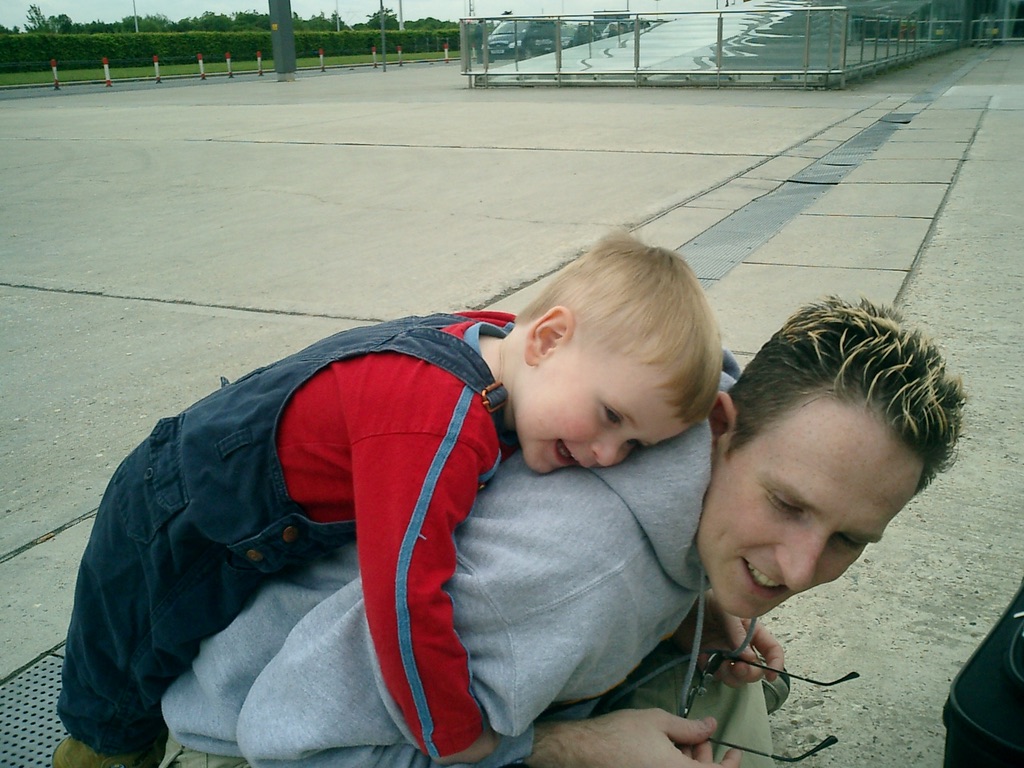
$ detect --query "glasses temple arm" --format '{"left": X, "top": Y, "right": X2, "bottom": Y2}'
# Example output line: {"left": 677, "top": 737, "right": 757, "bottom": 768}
{"left": 709, "top": 734, "right": 839, "bottom": 763}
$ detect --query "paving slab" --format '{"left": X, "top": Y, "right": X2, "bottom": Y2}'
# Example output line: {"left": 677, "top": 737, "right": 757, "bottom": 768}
{"left": 740, "top": 154, "right": 816, "bottom": 182}
{"left": 750, "top": 213, "right": 932, "bottom": 269}
{"left": 841, "top": 157, "right": 960, "bottom": 183}
{"left": 633, "top": 206, "right": 734, "bottom": 252}
{"left": 803, "top": 181, "right": 949, "bottom": 218}
{"left": 706, "top": 262, "right": 909, "bottom": 354}
{"left": 681, "top": 176, "right": 781, "bottom": 210}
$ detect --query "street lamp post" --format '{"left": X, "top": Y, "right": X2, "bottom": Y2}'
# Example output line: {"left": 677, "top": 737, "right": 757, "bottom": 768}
{"left": 132, "top": 0, "right": 139, "bottom": 32}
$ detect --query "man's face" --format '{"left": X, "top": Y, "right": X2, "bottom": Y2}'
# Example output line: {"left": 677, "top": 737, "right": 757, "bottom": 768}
{"left": 697, "top": 395, "right": 923, "bottom": 619}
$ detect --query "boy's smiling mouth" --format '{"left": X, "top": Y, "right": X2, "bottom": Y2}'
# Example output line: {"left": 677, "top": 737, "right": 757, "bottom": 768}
{"left": 555, "top": 440, "right": 579, "bottom": 467}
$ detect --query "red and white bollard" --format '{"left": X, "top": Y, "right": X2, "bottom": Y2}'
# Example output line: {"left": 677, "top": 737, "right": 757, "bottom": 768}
{"left": 197, "top": 53, "right": 206, "bottom": 80}
{"left": 319, "top": 47, "right": 325, "bottom": 71}
{"left": 372, "top": 45, "right": 378, "bottom": 68}
{"left": 153, "top": 55, "right": 161, "bottom": 83}
{"left": 50, "top": 58, "right": 59, "bottom": 90}
{"left": 443, "top": 42, "right": 450, "bottom": 63}
{"left": 397, "top": 45, "right": 403, "bottom": 66}
{"left": 257, "top": 50, "right": 264, "bottom": 76}
{"left": 102, "top": 56, "right": 112, "bottom": 86}
{"left": 225, "top": 51, "right": 233, "bottom": 78}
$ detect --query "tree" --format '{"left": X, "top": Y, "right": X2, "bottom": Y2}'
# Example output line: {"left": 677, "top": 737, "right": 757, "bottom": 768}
{"left": 50, "top": 12, "right": 73, "bottom": 32}
{"left": 24, "top": 4, "right": 74, "bottom": 33}
{"left": 25, "top": 4, "right": 47, "bottom": 32}
{"left": 362, "top": 7, "right": 399, "bottom": 30}
{"left": 405, "top": 16, "right": 451, "bottom": 30}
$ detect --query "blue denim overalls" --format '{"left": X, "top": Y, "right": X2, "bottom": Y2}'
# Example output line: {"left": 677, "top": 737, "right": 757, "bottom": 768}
{"left": 57, "top": 313, "right": 510, "bottom": 753}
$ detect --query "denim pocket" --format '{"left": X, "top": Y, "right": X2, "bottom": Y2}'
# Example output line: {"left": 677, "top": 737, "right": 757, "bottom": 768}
{"left": 124, "top": 416, "right": 190, "bottom": 543}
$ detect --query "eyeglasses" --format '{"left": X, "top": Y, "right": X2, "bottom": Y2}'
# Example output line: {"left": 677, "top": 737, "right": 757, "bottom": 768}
{"left": 684, "top": 651, "right": 860, "bottom": 763}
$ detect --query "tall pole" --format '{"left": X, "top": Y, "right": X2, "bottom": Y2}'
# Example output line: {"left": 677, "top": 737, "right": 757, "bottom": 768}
{"left": 398, "top": 0, "right": 404, "bottom": 30}
{"left": 379, "top": 0, "right": 388, "bottom": 71}
{"left": 132, "top": 0, "right": 139, "bottom": 32}
{"left": 335, "top": 0, "right": 340, "bottom": 31}
{"left": 269, "top": 0, "right": 297, "bottom": 81}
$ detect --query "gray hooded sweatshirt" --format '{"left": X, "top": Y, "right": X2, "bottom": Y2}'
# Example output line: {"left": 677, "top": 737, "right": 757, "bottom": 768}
{"left": 162, "top": 365, "right": 733, "bottom": 768}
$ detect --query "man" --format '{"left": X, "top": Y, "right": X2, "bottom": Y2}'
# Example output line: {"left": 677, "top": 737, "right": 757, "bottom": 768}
{"left": 160, "top": 297, "right": 965, "bottom": 768}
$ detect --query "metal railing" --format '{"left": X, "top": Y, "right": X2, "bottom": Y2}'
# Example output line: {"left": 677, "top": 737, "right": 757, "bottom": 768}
{"left": 970, "top": 15, "right": 1024, "bottom": 44}
{"left": 459, "top": 6, "right": 963, "bottom": 88}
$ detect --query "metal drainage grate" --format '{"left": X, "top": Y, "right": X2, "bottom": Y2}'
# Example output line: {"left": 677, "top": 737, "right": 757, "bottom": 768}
{"left": 1, "top": 654, "right": 66, "bottom": 768}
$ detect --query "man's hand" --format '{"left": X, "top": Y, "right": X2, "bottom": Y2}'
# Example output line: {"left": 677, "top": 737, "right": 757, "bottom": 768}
{"left": 673, "top": 590, "right": 785, "bottom": 687}
{"left": 527, "top": 710, "right": 741, "bottom": 768}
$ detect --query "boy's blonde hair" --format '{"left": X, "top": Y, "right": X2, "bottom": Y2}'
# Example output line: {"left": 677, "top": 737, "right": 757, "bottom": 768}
{"left": 519, "top": 231, "right": 721, "bottom": 424}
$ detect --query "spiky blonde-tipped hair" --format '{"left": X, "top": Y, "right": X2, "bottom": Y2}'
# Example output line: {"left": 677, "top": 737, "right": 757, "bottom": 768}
{"left": 518, "top": 231, "right": 722, "bottom": 424}
{"left": 727, "top": 296, "right": 966, "bottom": 492}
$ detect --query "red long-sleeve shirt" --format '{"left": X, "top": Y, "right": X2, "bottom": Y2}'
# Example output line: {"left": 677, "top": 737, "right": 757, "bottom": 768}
{"left": 275, "top": 312, "right": 517, "bottom": 758}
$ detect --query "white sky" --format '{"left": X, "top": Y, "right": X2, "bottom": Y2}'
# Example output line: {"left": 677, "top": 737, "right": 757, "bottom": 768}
{"left": 0, "top": 0, "right": 688, "bottom": 31}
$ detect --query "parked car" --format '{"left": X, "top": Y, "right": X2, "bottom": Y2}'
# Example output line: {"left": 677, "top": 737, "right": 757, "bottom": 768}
{"left": 487, "top": 20, "right": 558, "bottom": 58}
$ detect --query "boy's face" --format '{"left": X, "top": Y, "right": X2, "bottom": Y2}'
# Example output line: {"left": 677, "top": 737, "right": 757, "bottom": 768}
{"left": 696, "top": 395, "right": 923, "bottom": 619}
{"left": 510, "top": 311, "right": 690, "bottom": 474}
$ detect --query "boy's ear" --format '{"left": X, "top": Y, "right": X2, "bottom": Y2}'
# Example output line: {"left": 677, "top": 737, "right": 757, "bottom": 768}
{"left": 524, "top": 306, "right": 575, "bottom": 366}
{"left": 709, "top": 392, "right": 737, "bottom": 447}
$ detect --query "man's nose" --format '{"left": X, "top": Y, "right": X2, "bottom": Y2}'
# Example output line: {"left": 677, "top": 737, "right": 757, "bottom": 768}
{"left": 778, "top": 530, "right": 827, "bottom": 594}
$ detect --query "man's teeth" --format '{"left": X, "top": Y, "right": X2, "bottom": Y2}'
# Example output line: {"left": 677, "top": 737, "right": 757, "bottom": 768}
{"left": 747, "top": 563, "right": 781, "bottom": 588}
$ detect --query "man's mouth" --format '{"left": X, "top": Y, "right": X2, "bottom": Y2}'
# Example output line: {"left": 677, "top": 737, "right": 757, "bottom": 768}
{"left": 747, "top": 562, "right": 782, "bottom": 589}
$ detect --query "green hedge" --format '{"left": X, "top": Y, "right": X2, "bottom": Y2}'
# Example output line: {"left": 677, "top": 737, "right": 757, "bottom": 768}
{"left": 0, "top": 30, "right": 460, "bottom": 71}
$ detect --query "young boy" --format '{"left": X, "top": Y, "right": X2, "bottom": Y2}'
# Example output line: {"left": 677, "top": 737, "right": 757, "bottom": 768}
{"left": 53, "top": 231, "right": 722, "bottom": 768}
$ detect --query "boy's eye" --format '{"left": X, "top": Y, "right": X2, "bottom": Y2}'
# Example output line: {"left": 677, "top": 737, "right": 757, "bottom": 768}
{"left": 604, "top": 407, "right": 622, "bottom": 425}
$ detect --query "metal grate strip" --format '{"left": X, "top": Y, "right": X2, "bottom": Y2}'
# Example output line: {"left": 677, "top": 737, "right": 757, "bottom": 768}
{"left": 0, "top": 654, "right": 66, "bottom": 768}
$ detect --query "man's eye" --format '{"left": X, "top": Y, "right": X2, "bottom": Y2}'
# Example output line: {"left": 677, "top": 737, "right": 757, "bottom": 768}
{"left": 605, "top": 407, "right": 622, "bottom": 425}
{"left": 834, "top": 533, "right": 866, "bottom": 551}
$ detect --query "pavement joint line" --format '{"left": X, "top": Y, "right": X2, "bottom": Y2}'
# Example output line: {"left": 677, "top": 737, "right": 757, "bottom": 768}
{"left": 0, "top": 509, "right": 97, "bottom": 568}
{"left": 894, "top": 111, "right": 982, "bottom": 308}
{"left": 195, "top": 137, "right": 769, "bottom": 157}
{"left": 0, "top": 282, "right": 384, "bottom": 325}
{"left": 0, "top": 644, "right": 65, "bottom": 688}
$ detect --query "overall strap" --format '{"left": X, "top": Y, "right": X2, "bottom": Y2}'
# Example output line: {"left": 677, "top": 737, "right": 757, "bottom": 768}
{"left": 382, "top": 324, "right": 509, "bottom": 416}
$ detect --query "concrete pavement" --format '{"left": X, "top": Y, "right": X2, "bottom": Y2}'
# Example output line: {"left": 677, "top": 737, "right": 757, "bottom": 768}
{"left": 2, "top": 44, "right": 1022, "bottom": 766}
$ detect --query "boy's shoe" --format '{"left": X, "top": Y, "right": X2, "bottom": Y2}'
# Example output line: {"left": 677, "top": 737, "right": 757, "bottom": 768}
{"left": 762, "top": 670, "right": 792, "bottom": 715}
{"left": 52, "top": 730, "right": 167, "bottom": 768}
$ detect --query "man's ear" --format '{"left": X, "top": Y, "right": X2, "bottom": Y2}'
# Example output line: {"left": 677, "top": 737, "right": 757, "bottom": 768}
{"left": 709, "top": 392, "right": 737, "bottom": 447}
{"left": 524, "top": 306, "right": 575, "bottom": 366}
